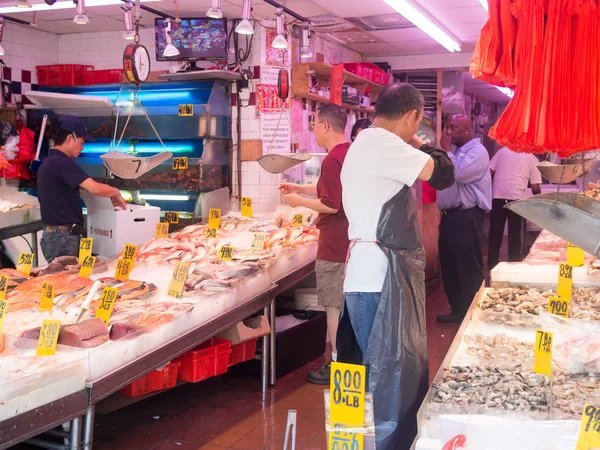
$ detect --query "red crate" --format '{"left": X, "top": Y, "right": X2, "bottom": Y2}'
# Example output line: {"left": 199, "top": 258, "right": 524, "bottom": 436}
{"left": 229, "top": 339, "right": 258, "bottom": 367}
{"left": 344, "top": 63, "right": 367, "bottom": 78}
{"left": 120, "top": 361, "right": 181, "bottom": 397}
{"left": 83, "top": 69, "right": 124, "bottom": 85}
{"left": 174, "top": 338, "right": 232, "bottom": 383}
{"left": 36, "top": 64, "right": 94, "bottom": 87}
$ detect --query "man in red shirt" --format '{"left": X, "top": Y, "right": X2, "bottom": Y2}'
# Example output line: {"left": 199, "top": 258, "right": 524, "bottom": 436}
{"left": 279, "top": 104, "right": 350, "bottom": 384}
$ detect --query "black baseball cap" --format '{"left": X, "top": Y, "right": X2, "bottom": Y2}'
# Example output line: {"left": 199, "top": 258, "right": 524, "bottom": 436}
{"left": 58, "top": 115, "right": 95, "bottom": 142}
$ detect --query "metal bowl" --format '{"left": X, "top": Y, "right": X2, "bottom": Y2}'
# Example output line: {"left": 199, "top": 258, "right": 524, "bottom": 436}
{"left": 537, "top": 159, "right": 596, "bottom": 184}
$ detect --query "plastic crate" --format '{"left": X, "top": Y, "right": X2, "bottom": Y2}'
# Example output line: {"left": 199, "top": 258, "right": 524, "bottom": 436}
{"left": 36, "top": 64, "right": 94, "bottom": 87}
{"left": 120, "top": 361, "right": 181, "bottom": 397}
{"left": 229, "top": 338, "right": 258, "bottom": 367}
{"left": 174, "top": 338, "right": 232, "bottom": 383}
{"left": 344, "top": 63, "right": 367, "bottom": 78}
{"left": 83, "top": 69, "right": 124, "bottom": 85}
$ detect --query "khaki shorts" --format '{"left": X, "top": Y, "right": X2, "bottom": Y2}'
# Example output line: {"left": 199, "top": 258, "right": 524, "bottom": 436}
{"left": 316, "top": 259, "right": 345, "bottom": 308}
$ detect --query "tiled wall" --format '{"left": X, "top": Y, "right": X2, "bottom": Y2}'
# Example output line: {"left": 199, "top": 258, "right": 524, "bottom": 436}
{"left": 0, "top": 23, "right": 58, "bottom": 103}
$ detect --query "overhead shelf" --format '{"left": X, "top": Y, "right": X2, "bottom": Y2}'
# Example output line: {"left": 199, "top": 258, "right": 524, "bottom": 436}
{"left": 292, "top": 91, "right": 375, "bottom": 114}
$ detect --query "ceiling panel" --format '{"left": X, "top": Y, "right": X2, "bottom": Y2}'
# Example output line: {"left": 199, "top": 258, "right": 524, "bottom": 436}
{"left": 368, "top": 27, "right": 430, "bottom": 43}
{"left": 345, "top": 42, "right": 400, "bottom": 54}
{"left": 432, "top": 6, "right": 488, "bottom": 25}
{"left": 308, "top": 0, "right": 398, "bottom": 18}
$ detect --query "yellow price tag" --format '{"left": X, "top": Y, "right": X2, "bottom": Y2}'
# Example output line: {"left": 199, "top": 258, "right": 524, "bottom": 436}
{"left": 330, "top": 362, "right": 366, "bottom": 427}
{"left": 178, "top": 104, "right": 194, "bottom": 117}
{"left": 576, "top": 403, "right": 600, "bottom": 450}
{"left": 328, "top": 427, "right": 363, "bottom": 450}
{"left": 39, "top": 282, "right": 54, "bottom": 312}
{"left": 164, "top": 211, "right": 179, "bottom": 224}
{"left": 95, "top": 287, "right": 118, "bottom": 325}
{"left": 0, "top": 296, "right": 7, "bottom": 335}
{"left": 568, "top": 243, "right": 585, "bottom": 268}
{"left": 558, "top": 263, "right": 574, "bottom": 300}
{"left": 172, "top": 156, "right": 189, "bottom": 170}
{"left": 122, "top": 243, "right": 138, "bottom": 261}
{"left": 241, "top": 197, "right": 253, "bottom": 218}
{"left": 78, "top": 238, "right": 93, "bottom": 264}
{"left": 155, "top": 222, "right": 169, "bottom": 238}
{"left": 206, "top": 227, "right": 218, "bottom": 239}
{"left": 292, "top": 214, "right": 304, "bottom": 227}
{"left": 167, "top": 262, "right": 191, "bottom": 300}
{"left": 251, "top": 233, "right": 267, "bottom": 251}
{"left": 534, "top": 330, "right": 553, "bottom": 379}
{"left": 115, "top": 259, "right": 133, "bottom": 281}
{"left": 0, "top": 274, "right": 8, "bottom": 300}
{"left": 16, "top": 252, "right": 34, "bottom": 276}
{"left": 219, "top": 245, "right": 234, "bottom": 261}
{"left": 79, "top": 256, "right": 96, "bottom": 279}
{"left": 548, "top": 295, "right": 570, "bottom": 318}
{"left": 208, "top": 208, "right": 221, "bottom": 229}
{"left": 36, "top": 320, "right": 61, "bottom": 356}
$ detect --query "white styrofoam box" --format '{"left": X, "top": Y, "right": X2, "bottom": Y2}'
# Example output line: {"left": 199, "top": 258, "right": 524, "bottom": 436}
{"left": 82, "top": 192, "right": 160, "bottom": 258}
{"left": 0, "top": 187, "right": 41, "bottom": 229}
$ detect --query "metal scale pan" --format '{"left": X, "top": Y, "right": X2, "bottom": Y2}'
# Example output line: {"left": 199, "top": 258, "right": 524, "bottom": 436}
{"left": 505, "top": 193, "right": 600, "bottom": 257}
{"left": 537, "top": 159, "right": 596, "bottom": 184}
{"left": 100, "top": 151, "right": 173, "bottom": 179}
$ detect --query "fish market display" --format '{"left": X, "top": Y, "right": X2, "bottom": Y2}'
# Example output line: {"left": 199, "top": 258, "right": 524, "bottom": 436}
{"left": 586, "top": 182, "right": 600, "bottom": 200}
{"left": 463, "top": 334, "right": 533, "bottom": 363}
{"left": 0, "top": 200, "right": 34, "bottom": 213}
{"left": 525, "top": 230, "right": 594, "bottom": 264}
{"left": 30, "top": 256, "right": 108, "bottom": 277}
{"left": 20, "top": 318, "right": 109, "bottom": 349}
{"left": 553, "top": 372, "right": 600, "bottom": 417}
{"left": 431, "top": 365, "right": 551, "bottom": 412}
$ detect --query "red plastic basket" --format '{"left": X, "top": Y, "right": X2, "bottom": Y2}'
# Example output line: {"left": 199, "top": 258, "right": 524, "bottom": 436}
{"left": 120, "top": 361, "right": 181, "bottom": 397}
{"left": 36, "top": 64, "right": 94, "bottom": 87}
{"left": 229, "top": 339, "right": 258, "bottom": 367}
{"left": 174, "top": 338, "right": 232, "bottom": 383}
{"left": 83, "top": 69, "right": 124, "bottom": 85}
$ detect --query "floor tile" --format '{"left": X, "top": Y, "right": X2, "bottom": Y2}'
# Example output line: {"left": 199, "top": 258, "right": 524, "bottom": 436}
{"left": 201, "top": 432, "right": 245, "bottom": 448}
{"left": 151, "top": 438, "right": 199, "bottom": 450}
{"left": 229, "top": 434, "right": 276, "bottom": 449}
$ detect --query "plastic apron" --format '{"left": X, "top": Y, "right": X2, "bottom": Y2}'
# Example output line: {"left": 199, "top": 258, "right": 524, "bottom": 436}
{"left": 337, "top": 185, "right": 429, "bottom": 450}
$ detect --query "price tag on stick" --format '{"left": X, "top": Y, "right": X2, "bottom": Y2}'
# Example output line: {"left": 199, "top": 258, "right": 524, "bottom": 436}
{"left": 548, "top": 295, "right": 570, "bottom": 318}
{"left": 0, "top": 274, "right": 8, "bottom": 300}
{"left": 16, "top": 252, "right": 34, "bottom": 276}
{"left": 39, "top": 282, "right": 54, "bottom": 312}
{"left": 576, "top": 403, "right": 600, "bottom": 450}
{"left": 79, "top": 256, "right": 96, "bottom": 279}
{"left": 172, "top": 156, "right": 189, "bottom": 170}
{"left": 95, "top": 287, "right": 118, "bottom": 325}
{"left": 292, "top": 214, "right": 304, "bottom": 227}
{"left": 155, "top": 222, "right": 169, "bottom": 238}
{"left": 164, "top": 211, "right": 179, "bottom": 224}
{"left": 208, "top": 208, "right": 221, "bottom": 229}
{"left": 122, "top": 243, "right": 138, "bottom": 261}
{"left": 558, "top": 263, "right": 574, "bottom": 300}
{"left": 36, "top": 320, "right": 61, "bottom": 356}
{"left": 219, "top": 245, "right": 234, "bottom": 261}
{"left": 241, "top": 197, "right": 253, "bottom": 218}
{"left": 78, "top": 238, "right": 93, "bottom": 263}
{"left": 568, "top": 243, "right": 585, "bottom": 267}
{"left": 167, "top": 262, "right": 191, "bottom": 300}
{"left": 115, "top": 259, "right": 132, "bottom": 281}
{"left": 329, "top": 362, "right": 366, "bottom": 427}
{"left": 534, "top": 330, "right": 553, "bottom": 379}
{"left": 251, "top": 233, "right": 267, "bottom": 250}
{"left": 206, "top": 227, "right": 218, "bottom": 239}
{"left": 328, "top": 426, "right": 363, "bottom": 450}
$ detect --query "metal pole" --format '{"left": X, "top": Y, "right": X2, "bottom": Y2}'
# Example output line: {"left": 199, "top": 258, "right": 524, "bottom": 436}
{"left": 269, "top": 297, "right": 276, "bottom": 386}
{"left": 261, "top": 304, "right": 270, "bottom": 394}
{"left": 31, "top": 231, "right": 38, "bottom": 267}
{"left": 70, "top": 417, "right": 82, "bottom": 450}
{"left": 82, "top": 405, "right": 95, "bottom": 450}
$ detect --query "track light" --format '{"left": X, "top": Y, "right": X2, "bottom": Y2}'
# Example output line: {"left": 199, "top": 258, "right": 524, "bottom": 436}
{"left": 300, "top": 22, "right": 312, "bottom": 59}
{"left": 235, "top": 0, "right": 254, "bottom": 35}
{"left": 15, "top": 0, "right": 32, "bottom": 8}
{"left": 271, "top": 8, "right": 287, "bottom": 49}
{"left": 0, "top": 20, "right": 5, "bottom": 56}
{"left": 73, "top": 0, "right": 89, "bottom": 24}
{"left": 163, "top": 18, "right": 180, "bottom": 57}
{"left": 206, "top": 0, "right": 222, "bottom": 19}
{"left": 122, "top": 6, "right": 135, "bottom": 39}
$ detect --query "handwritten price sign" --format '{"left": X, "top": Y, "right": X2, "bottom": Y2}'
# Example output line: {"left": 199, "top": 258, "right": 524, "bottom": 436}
{"left": 206, "top": 227, "right": 218, "bottom": 239}
{"left": 576, "top": 403, "right": 600, "bottom": 450}
{"left": 95, "top": 287, "right": 118, "bottom": 325}
{"left": 115, "top": 259, "right": 132, "bottom": 281}
{"left": 208, "top": 208, "right": 221, "bottom": 229}
{"left": 292, "top": 214, "right": 304, "bottom": 227}
{"left": 39, "top": 282, "right": 54, "bottom": 312}
{"left": 16, "top": 252, "right": 34, "bottom": 276}
{"left": 122, "top": 243, "right": 138, "bottom": 261}
{"left": 167, "top": 262, "right": 191, "bottom": 300}
{"left": 78, "top": 238, "right": 93, "bottom": 263}
{"left": 328, "top": 425, "right": 363, "bottom": 450}
{"left": 534, "top": 330, "right": 553, "bottom": 379}
{"left": 79, "top": 256, "right": 96, "bottom": 279}
{"left": 251, "top": 233, "right": 267, "bottom": 250}
{"left": 548, "top": 295, "right": 570, "bottom": 318}
{"left": 36, "top": 320, "right": 61, "bottom": 356}
{"left": 241, "top": 197, "right": 253, "bottom": 218}
{"left": 329, "top": 362, "right": 366, "bottom": 427}
{"left": 155, "top": 222, "right": 169, "bottom": 238}
{"left": 568, "top": 243, "right": 585, "bottom": 267}
{"left": 219, "top": 245, "right": 234, "bottom": 261}
{"left": 172, "top": 156, "right": 189, "bottom": 170}
{"left": 164, "top": 211, "right": 179, "bottom": 224}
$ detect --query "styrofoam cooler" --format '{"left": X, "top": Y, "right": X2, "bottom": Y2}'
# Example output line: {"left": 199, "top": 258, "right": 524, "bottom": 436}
{"left": 82, "top": 191, "right": 160, "bottom": 258}
{"left": 292, "top": 288, "right": 324, "bottom": 311}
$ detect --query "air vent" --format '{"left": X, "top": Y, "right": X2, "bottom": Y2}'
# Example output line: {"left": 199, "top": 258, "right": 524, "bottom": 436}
{"left": 345, "top": 14, "right": 415, "bottom": 31}
{"left": 397, "top": 73, "right": 438, "bottom": 111}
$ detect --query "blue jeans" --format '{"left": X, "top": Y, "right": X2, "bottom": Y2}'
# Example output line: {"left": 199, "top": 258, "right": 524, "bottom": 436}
{"left": 40, "top": 230, "right": 80, "bottom": 263}
{"left": 344, "top": 292, "right": 380, "bottom": 355}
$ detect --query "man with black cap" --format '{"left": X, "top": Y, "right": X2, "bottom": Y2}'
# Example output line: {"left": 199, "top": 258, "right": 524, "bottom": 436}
{"left": 37, "top": 115, "right": 127, "bottom": 263}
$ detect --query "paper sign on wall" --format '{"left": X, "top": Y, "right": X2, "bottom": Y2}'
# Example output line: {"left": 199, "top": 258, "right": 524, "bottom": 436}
{"left": 261, "top": 113, "right": 291, "bottom": 155}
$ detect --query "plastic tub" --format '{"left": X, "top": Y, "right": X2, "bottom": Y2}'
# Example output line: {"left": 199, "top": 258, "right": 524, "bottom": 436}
{"left": 36, "top": 64, "right": 94, "bottom": 86}
{"left": 120, "top": 361, "right": 181, "bottom": 397}
{"left": 229, "top": 339, "right": 258, "bottom": 366}
{"left": 174, "top": 338, "right": 232, "bottom": 383}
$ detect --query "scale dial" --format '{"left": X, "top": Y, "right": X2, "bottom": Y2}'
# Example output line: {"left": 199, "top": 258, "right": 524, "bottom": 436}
{"left": 123, "top": 44, "right": 151, "bottom": 84}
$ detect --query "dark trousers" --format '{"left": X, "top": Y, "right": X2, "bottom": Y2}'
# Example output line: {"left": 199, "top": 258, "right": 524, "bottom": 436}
{"left": 487, "top": 198, "right": 527, "bottom": 270}
{"left": 439, "top": 207, "right": 485, "bottom": 315}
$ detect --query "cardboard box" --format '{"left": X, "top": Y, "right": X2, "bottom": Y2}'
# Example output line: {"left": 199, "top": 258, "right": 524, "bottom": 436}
{"left": 216, "top": 316, "right": 271, "bottom": 345}
{"left": 82, "top": 191, "right": 160, "bottom": 258}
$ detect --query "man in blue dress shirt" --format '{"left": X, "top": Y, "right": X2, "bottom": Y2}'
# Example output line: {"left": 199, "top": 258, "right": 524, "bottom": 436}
{"left": 436, "top": 114, "right": 492, "bottom": 323}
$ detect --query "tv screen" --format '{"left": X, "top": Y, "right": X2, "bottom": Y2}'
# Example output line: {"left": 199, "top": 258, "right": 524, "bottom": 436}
{"left": 155, "top": 18, "right": 228, "bottom": 61}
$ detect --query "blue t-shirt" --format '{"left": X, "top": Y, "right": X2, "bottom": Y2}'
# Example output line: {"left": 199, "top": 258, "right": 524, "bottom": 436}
{"left": 37, "top": 149, "right": 90, "bottom": 226}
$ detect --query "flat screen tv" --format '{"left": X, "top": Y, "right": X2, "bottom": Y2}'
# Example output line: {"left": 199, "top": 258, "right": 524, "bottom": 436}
{"left": 155, "top": 18, "right": 228, "bottom": 61}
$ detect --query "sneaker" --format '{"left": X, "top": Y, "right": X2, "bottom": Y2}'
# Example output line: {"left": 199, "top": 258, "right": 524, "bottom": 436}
{"left": 307, "top": 362, "right": 331, "bottom": 385}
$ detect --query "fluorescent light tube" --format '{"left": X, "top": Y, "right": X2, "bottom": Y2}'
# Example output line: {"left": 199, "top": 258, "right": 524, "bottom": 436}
{"left": 479, "top": 0, "right": 488, "bottom": 11}
{"left": 495, "top": 85, "right": 514, "bottom": 98}
{"left": 139, "top": 194, "right": 190, "bottom": 201}
{"left": 382, "top": 0, "right": 461, "bottom": 52}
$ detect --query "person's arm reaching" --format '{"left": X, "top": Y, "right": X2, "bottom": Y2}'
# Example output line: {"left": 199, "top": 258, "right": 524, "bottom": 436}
{"left": 80, "top": 179, "right": 128, "bottom": 209}
{"left": 409, "top": 135, "right": 455, "bottom": 190}
{"left": 278, "top": 183, "right": 317, "bottom": 196}
{"left": 282, "top": 158, "right": 341, "bottom": 214}
{"left": 282, "top": 194, "right": 337, "bottom": 213}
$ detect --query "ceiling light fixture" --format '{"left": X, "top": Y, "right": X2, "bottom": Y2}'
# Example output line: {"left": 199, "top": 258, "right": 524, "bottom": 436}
{"left": 163, "top": 17, "right": 180, "bottom": 57}
{"left": 300, "top": 21, "right": 312, "bottom": 59}
{"left": 478, "top": 0, "right": 488, "bottom": 11}
{"left": 235, "top": 0, "right": 254, "bottom": 35}
{"left": 73, "top": 0, "right": 89, "bottom": 24}
{"left": 495, "top": 85, "right": 514, "bottom": 98}
{"left": 206, "top": 0, "right": 222, "bottom": 19}
{"left": 122, "top": 6, "right": 135, "bottom": 39}
{"left": 271, "top": 7, "right": 287, "bottom": 49}
{"left": 0, "top": 0, "right": 158, "bottom": 14}
{"left": 15, "top": 0, "right": 32, "bottom": 8}
{"left": 0, "top": 20, "right": 5, "bottom": 56}
{"left": 382, "top": 0, "right": 461, "bottom": 52}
